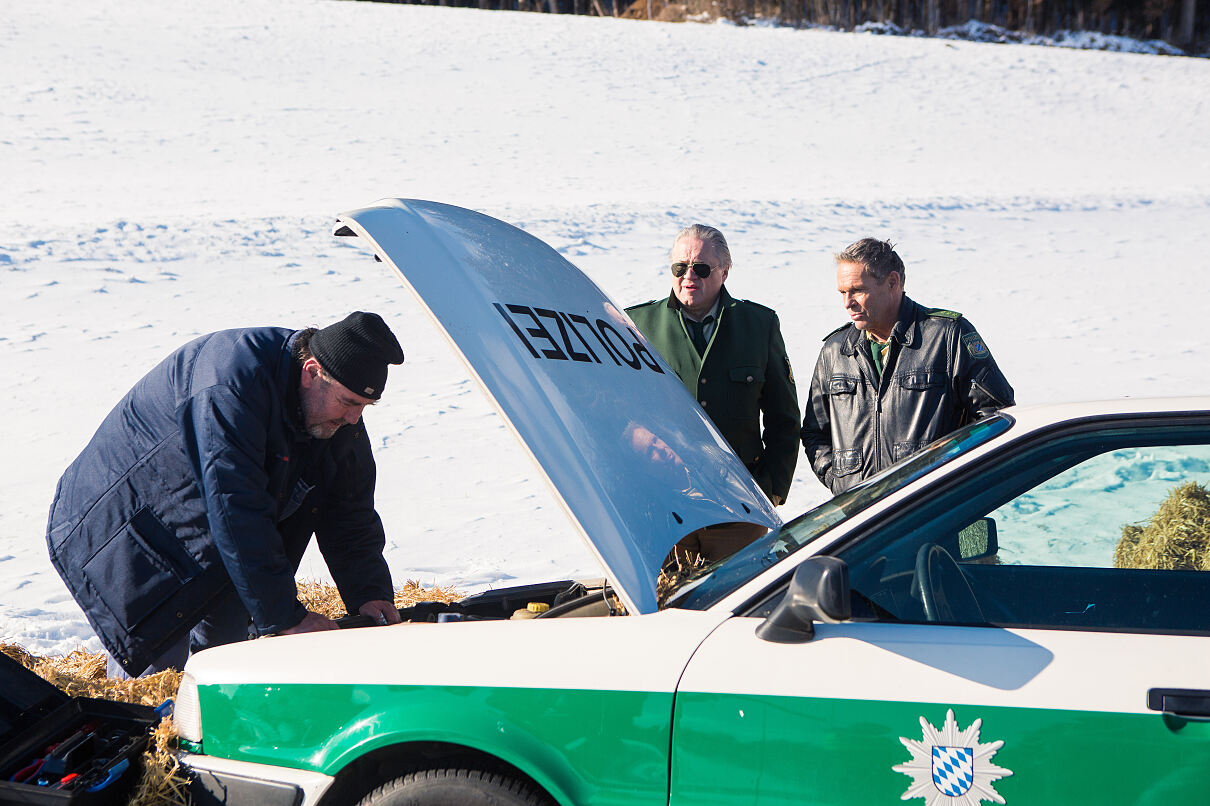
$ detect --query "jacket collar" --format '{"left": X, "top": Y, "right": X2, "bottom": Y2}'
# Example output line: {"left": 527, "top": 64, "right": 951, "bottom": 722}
{"left": 664, "top": 285, "right": 735, "bottom": 317}
{"left": 840, "top": 295, "right": 922, "bottom": 355}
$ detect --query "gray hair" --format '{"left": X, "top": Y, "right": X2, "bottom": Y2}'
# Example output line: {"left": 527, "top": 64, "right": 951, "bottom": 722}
{"left": 835, "top": 238, "right": 905, "bottom": 283}
{"left": 673, "top": 224, "right": 732, "bottom": 269}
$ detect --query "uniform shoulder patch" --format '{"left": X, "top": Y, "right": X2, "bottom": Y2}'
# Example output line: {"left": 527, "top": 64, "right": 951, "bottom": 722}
{"left": 962, "top": 330, "right": 990, "bottom": 359}
{"left": 926, "top": 308, "right": 963, "bottom": 320}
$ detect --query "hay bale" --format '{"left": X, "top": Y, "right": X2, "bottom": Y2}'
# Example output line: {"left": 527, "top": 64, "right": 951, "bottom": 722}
{"left": 128, "top": 716, "right": 191, "bottom": 806}
{"left": 2, "top": 580, "right": 464, "bottom": 805}
{"left": 297, "top": 578, "right": 464, "bottom": 618}
{"left": 296, "top": 578, "right": 353, "bottom": 618}
{"left": 1115, "top": 481, "right": 1210, "bottom": 570}
{"left": 656, "top": 546, "right": 706, "bottom": 607}
{"left": 2, "top": 642, "right": 179, "bottom": 706}
{"left": 0, "top": 641, "right": 37, "bottom": 670}
{"left": 393, "top": 579, "right": 464, "bottom": 608}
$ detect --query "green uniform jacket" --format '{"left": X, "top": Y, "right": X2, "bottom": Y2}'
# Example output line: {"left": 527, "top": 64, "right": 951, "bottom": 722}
{"left": 627, "top": 287, "right": 800, "bottom": 504}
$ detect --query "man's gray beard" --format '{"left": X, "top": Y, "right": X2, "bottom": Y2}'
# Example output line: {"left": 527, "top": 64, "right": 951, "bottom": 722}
{"left": 306, "top": 422, "right": 341, "bottom": 440}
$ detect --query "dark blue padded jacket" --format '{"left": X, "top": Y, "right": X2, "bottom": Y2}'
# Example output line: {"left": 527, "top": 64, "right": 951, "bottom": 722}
{"left": 46, "top": 327, "right": 393, "bottom": 675}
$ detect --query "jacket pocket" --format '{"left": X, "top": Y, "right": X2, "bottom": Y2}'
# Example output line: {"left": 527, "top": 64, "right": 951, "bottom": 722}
{"left": 728, "top": 366, "right": 765, "bottom": 384}
{"left": 82, "top": 506, "right": 202, "bottom": 629}
{"left": 897, "top": 369, "right": 946, "bottom": 390}
{"left": 717, "top": 366, "right": 765, "bottom": 424}
{"left": 833, "top": 448, "right": 862, "bottom": 476}
{"left": 278, "top": 478, "right": 315, "bottom": 523}
{"left": 971, "top": 377, "right": 1010, "bottom": 409}
{"left": 826, "top": 374, "right": 858, "bottom": 395}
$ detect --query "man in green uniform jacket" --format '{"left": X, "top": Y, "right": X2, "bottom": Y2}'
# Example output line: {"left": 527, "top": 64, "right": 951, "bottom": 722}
{"left": 627, "top": 224, "right": 800, "bottom": 506}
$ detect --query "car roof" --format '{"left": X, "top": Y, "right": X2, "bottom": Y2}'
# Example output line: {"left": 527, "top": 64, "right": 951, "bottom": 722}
{"left": 1001, "top": 396, "right": 1210, "bottom": 423}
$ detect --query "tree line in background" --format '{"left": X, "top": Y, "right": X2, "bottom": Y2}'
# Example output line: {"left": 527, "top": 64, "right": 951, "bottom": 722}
{"left": 731, "top": 0, "right": 1203, "bottom": 46}
{"left": 359, "top": 0, "right": 1204, "bottom": 52}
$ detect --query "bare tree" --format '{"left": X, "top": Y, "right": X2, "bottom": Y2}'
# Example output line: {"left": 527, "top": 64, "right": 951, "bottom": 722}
{"left": 1180, "top": 0, "right": 1197, "bottom": 45}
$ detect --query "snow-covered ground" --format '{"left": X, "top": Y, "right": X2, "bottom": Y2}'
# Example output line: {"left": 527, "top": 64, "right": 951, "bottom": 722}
{"left": 2, "top": 0, "right": 1208, "bottom": 656}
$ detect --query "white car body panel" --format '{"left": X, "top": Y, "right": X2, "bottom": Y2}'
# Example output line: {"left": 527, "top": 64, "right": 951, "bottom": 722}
{"left": 182, "top": 607, "right": 723, "bottom": 691}
{"left": 333, "top": 199, "right": 779, "bottom": 615}
{"left": 681, "top": 618, "right": 1206, "bottom": 714}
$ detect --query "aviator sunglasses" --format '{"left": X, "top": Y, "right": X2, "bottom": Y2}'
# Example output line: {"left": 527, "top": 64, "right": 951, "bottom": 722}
{"left": 670, "top": 261, "right": 714, "bottom": 279}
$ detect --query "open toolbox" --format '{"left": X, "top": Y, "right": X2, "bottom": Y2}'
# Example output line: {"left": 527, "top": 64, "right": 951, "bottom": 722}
{"left": 0, "top": 652, "right": 166, "bottom": 805}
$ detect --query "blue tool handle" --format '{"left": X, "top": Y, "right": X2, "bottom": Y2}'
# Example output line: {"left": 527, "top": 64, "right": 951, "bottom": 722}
{"left": 84, "top": 758, "right": 129, "bottom": 792}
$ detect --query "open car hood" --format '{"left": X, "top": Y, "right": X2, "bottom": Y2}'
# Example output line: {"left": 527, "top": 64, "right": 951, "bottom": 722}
{"left": 334, "top": 199, "right": 780, "bottom": 614}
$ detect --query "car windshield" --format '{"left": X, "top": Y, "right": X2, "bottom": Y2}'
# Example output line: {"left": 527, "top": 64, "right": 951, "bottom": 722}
{"left": 662, "top": 414, "right": 1014, "bottom": 610}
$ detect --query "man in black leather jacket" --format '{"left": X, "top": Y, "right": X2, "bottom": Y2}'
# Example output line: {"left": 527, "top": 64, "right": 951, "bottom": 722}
{"left": 801, "top": 239, "right": 1014, "bottom": 495}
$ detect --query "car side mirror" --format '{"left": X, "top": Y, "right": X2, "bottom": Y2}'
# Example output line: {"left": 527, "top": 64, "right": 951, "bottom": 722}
{"left": 756, "top": 556, "right": 851, "bottom": 644}
{"left": 957, "top": 517, "right": 998, "bottom": 562}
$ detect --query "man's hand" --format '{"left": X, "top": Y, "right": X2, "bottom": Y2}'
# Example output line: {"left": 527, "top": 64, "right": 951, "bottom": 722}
{"left": 359, "top": 599, "right": 402, "bottom": 626}
{"left": 278, "top": 610, "right": 340, "bottom": 635}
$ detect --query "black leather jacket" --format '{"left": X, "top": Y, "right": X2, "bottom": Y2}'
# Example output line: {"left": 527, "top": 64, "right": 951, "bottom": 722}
{"left": 801, "top": 296, "right": 1014, "bottom": 494}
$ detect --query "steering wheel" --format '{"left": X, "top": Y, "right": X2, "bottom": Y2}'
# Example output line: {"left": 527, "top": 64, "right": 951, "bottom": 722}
{"left": 914, "top": 542, "right": 984, "bottom": 623}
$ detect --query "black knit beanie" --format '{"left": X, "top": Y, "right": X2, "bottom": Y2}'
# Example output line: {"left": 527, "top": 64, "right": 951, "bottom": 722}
{"left": 309, "top": 312, "right": 404, "bottom": 400}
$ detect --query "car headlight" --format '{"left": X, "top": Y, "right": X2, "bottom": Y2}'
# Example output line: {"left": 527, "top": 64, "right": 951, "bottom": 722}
{"left": 174, "top": 672, "right": 203, "bottom": 744}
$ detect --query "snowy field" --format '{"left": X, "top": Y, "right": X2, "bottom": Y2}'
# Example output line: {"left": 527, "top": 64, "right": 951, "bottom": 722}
{"left": 2, "top": 0, "right": 1209, "bottom": 656}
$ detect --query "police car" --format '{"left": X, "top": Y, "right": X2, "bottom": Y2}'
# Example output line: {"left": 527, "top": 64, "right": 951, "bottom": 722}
{"left": 174, "top": 200, "right": 1210, "bottom": 806}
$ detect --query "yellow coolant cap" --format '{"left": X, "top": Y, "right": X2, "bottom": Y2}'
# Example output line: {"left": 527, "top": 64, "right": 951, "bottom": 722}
{"left": 527, "top": 602, "right": 550, "bottom": 614}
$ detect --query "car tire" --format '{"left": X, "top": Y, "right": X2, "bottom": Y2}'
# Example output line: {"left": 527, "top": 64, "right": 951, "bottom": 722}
{"left": 357, "top": 768, "right": 552, "bottom": 806}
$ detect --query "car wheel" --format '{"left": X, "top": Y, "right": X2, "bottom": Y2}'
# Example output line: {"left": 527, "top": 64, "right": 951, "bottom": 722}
{"left": 356, "top": 768, "right": 552, "bottom": 806}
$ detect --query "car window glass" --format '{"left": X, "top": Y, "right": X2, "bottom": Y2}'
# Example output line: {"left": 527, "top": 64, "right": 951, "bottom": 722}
{"left": 663, "top": 415, "right": 1012, "bottom": 610}
{"left": 989, "top": 445, "right": 1210, "bottom": 568}
{"left": 837, "top": 421, "right": 1210, "bottom": 634}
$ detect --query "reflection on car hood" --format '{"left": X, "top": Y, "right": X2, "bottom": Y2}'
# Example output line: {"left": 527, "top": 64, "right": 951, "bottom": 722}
{"left": 334, "top": 199, "right": 780, "bottom": 615}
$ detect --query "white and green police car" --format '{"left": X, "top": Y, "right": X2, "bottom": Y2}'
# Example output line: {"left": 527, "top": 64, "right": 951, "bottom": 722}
{"left": 174, "top": 200, "right": 1210, "bottom": 806}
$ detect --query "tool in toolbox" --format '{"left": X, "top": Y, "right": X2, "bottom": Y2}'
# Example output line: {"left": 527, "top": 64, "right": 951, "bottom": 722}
{"left": 9, "top": 720, "right": 102, "bottom": 784}
{"left": 4, "top": 720, "right": 144, "bottom": 795}
{"left": 8, "top": 756, "right": 45, "bottom": 784}
{"left": 51, "top": 773, "right": 77, "bottom": 790}
{"left": 0, "top": 652, "right": 166, "bottom": 805}
{"left": 73, "top": 757, "right": 130, "bottom": 793}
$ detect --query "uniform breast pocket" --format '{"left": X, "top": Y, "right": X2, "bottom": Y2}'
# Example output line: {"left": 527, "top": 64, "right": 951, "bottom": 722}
{"left": 722, "top": 366, "right": 765, "bottom": 415}
{"left": 728, "top": 366, "right": 765, "bottom": 385}
{"left": 826, "top": 374, "right": 858, "bottom": 395}
{"left": 82, "top": 506, "right": 202, "bottom": 628}
{"left": 897, "top": 369, "right": 946, "bottom": 391}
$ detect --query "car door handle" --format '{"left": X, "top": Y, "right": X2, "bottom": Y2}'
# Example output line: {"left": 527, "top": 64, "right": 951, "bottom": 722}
{"left": 1148, "top": 688, "right": 1210, "bottom": 718}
